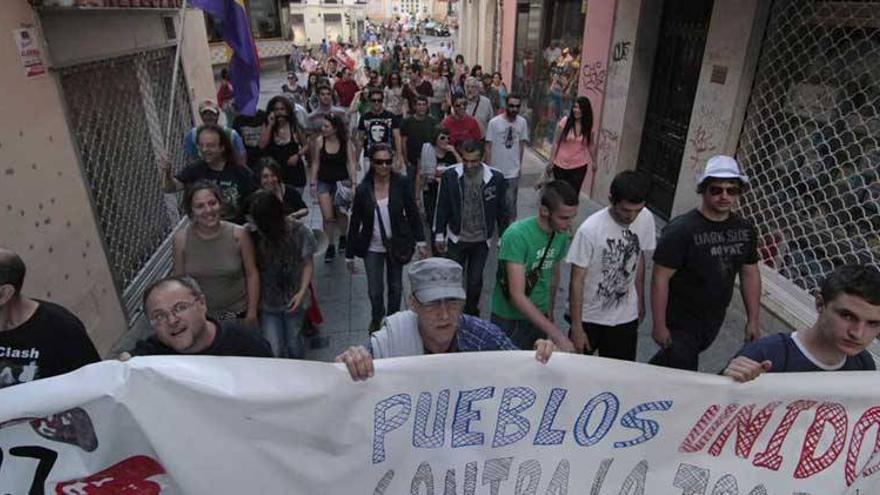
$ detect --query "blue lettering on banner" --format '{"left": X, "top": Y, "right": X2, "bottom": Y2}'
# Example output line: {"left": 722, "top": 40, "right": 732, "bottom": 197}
{"left": 575, "top": 392, "right": 619, "bottom": 447}
{"left": 614, "top": 401, "right": 674, "bottom": 448}
{"left": 373, "top": 393, "right": 412, "bottom": 464}
{"left": 414, "top": 390, "right": 451, "bottom": 449}
{"left": 452, "top": 387, "right": 495, "bottom": 448}
{"left": 492, "top": 387, "right": 537, "bottom": 448}
{"left": 534, "top": 388, "right": 568, "bottom": 446}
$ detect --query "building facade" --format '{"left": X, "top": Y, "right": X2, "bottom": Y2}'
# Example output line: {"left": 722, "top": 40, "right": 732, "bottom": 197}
{"left": 499, "top": 0, "right": 880, "bottom": 346}
{"left": 3, "top": 1, "right": 216, "bottom": 353}
{"left": 206, "top": 0, "right": 367, "bottom": 67}
{"left": 457, "top": 0, "right": 501, "bottom": 73}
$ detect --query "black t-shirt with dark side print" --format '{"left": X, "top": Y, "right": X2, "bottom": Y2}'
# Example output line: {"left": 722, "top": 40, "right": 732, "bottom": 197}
{"left": 0, "top": 300, "right": 100, "bottom": 389}
{"left": 653, "top": 209, "right": 758, "bottom": 332}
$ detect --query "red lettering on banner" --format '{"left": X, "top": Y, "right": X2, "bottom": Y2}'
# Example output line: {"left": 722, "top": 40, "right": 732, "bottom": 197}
{"left": 845, "top": 406, "right": 880, "bottom": 486}
{"left": 55, "top": 455, "right": 165, "bottom": 494}
{"left": 752, "top": 400, "right": 816, "bottom": 471}
{"left": 679, "top": 404, "right": 740, "bottom": 453}
{"left": 793, "top": 402, "right": 848, "bottom": 479}
{"left": 708, "top": 402, "right": 782, "bottom": 458}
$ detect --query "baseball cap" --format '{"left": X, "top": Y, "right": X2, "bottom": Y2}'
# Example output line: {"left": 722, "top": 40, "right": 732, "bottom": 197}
{"left": 198, "top": 100, "right": 220, "bottom": 115}
{"left": 408, "top": 258, "right": 466, "bottom": 303}
{"left": 698, "top": 155, "right": 748, "bottom": 186}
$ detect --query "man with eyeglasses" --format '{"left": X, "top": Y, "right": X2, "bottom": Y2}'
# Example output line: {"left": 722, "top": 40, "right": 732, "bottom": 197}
{"left": 442, "top": 93, "right": 482, "bottom": 149}
{"left": 484, "top": 94, "right": 529, "bottom": 224}
{"left": 649, "top": 155, "right": 762, "bottom": 371}
{"left": 355, "top": 88, "right": 404, "bottom": 173}
{"left": 335, "top": 258, "right": 554, "bottom": 380}
{"left": 121, "top": 275, "right": 271, "bottom": 358}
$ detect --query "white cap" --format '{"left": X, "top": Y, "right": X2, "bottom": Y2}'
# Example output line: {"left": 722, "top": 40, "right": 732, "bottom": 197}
{"left": 699, "top": 155, "right": 748, "bottom": 186}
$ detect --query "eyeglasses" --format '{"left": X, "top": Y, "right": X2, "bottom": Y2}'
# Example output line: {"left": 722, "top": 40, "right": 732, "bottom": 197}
{"left": 707, "top": 185, "right": 742, "bottom": 196}
{"left": 371, "top": 98, "right": 384, "bottom": 103}
{"left": 417, "top": 297, "right": 465, "bottom": 312}
{"left": 373, "top": 158, "right": 393, "bottom": 166}
{"left": 149, "top": 298, "right": 198, "bottom": 326}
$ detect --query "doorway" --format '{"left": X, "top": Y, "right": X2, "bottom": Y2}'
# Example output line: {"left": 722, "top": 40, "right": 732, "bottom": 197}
{"left": 635, "top": 0, "right": 714, "bottom": 218}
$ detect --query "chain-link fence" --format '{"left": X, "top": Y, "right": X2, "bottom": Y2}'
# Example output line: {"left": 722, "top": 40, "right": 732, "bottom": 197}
{"left": 736, "top": 0, "right": 880, "bottom": 294}
{"left": 59, "top": 47, "right": 192, "bottom": 318}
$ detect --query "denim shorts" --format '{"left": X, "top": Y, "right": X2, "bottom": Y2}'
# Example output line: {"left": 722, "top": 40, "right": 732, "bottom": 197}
{"left": 316, "top": 180, "right": 337, "bottom": 196}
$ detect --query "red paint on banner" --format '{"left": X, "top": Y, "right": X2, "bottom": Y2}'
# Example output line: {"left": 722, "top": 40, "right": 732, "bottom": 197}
{"left": 708, "top": 402, "right": 782, "bottom": 458}
{"left": 845, "top": 406, "right": 880, "bottom": 486}
{"left": 752, "top": 400, "right": 817, "bottom": 471}
{"left": 793, "top": 402, "right": 848, "bottom": 478}
{"left": 55, "top": 455, "right": 165, "bottom": 494}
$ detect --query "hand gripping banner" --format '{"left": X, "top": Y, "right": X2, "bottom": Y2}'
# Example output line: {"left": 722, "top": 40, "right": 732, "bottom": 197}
{"left": 0, "top": 353, "right": 878, "bottom": 494}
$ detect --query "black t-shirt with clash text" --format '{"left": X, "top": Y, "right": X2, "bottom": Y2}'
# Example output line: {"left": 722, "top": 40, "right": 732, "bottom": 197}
{"left": 359, "top": 110, "right": 400, "bottom": 156}
{"left": 0, "top": 300, "right": 100, "bottom": 389}
{"left": 653, "top": 209, "right": 758, "bottom": 331}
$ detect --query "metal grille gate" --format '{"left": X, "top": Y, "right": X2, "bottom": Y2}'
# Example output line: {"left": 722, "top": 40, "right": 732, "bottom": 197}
{"left": 59, "top": 47, "right": 192, "bottom": 320}
{"left": 736, "top": 0, "right": 880, "bottom": 294}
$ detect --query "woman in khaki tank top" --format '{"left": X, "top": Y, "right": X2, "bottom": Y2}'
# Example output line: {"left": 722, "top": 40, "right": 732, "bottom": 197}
{"left": 172, "top": 181, "right": 260, "bottom": 328}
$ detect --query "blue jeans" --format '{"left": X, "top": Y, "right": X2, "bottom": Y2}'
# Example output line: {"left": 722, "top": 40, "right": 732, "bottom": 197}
{"left": 364, "top": 251, "right": 404, "bottom": 323}
{"left": 446, "top": 240, "right": 489, "bottom": 316}
{"left": 260, "top": 307, "right": 306, "bottom": 358}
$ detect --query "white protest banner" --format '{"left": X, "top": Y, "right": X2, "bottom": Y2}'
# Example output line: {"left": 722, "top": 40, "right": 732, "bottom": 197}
{"left": 0, "top": 352, "right": 878, "bottom": 494}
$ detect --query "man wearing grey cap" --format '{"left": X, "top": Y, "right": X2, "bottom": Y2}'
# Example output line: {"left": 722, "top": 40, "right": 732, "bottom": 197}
{"left": 335, "top": 257, "right": 555, "bottom": 380}
{"left": 649, "top": 155, "right": 762, "bottom": 371}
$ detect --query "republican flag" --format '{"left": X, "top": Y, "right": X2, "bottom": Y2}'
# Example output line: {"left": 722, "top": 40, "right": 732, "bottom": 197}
{"left": 190, "top": 0, "right": 261, "bottom": 116}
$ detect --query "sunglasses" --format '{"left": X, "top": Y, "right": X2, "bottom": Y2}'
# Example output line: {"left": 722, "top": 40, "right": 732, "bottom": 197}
{"left": 707, "top": 185, "right": 742, "bottom": 196}
{"left": 373, "top": 158, "right": 393, "bottom": 166}
{"left": 454, "top": 103, "right": 466, "bottom": 108}
{"left": 507, "top": 104, "right": 521, "bottom": 108}
{"left": 371, "top": 98, "right": 384, "bottom": 103}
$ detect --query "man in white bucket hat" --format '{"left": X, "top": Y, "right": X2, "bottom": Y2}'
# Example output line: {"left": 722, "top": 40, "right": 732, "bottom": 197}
{"left": 648, "top": 155, "right": 762, "bottom": 371}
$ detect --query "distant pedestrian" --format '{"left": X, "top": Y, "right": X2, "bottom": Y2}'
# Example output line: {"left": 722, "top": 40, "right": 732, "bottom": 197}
{"left": 549, "top": 97, "right": 594, "bottom": 194}
{"left": 484, "top": 93, "right": 529, "bottom": 223}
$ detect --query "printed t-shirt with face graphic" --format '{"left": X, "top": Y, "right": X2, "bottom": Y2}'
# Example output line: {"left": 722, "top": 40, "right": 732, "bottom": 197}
{"left": 358, "top": 110, "right": 400, "bottom": 156}
{"left": 566, "top": 207, "right": 656, "bottom": 326}
{"left": 491, "top": 217, "right": 571, "bottom": 320}
{"left": 0, "top": 300, "right": 100, "bottom": 389}
{"left": 653, "top": 209, "right": 758, "bottom": 332}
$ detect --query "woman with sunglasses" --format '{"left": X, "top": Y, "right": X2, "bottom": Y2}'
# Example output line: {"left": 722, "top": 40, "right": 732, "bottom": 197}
{"left": 419, "top": 127, "right": 462, "bottom": 237}
{"left": 549, "top": 96, "right": 594, "bottom": 194}
{"left": 172, "top": 181, "right": 259, "bottom": 328}
{"left": 346, "top": 144, "right": 427, "bottom": 333}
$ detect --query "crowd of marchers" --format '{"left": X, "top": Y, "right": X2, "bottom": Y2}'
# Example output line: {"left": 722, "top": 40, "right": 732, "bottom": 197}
{"left": 0, "top": 23, "right": 877, "bottom": 392}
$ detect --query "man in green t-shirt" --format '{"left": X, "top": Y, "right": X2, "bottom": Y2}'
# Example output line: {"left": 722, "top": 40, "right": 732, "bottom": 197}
{"left": 491, "top": 180, "right": 579, "bottom": 352}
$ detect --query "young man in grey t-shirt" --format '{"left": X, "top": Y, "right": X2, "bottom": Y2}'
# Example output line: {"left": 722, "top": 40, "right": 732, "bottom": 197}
{"left": 484, "top": 94, "right": 529, "bottom": 225}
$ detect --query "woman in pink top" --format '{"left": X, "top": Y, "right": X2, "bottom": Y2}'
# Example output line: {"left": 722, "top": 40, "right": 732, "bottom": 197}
{"left": 549, "top": 96, "right": 594, "bottom": 194}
